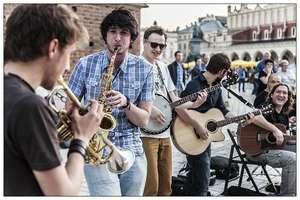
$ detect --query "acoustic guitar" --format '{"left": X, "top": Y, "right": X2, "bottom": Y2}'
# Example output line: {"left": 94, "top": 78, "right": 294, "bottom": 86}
{"left": 238, "top": 123, "right": 296, "bottom": 156}
{"left": 171, "top": 105, "right": 272, "bottom": 155}
{"left": 141, "top": 73, "right": 238, "bottom": 135}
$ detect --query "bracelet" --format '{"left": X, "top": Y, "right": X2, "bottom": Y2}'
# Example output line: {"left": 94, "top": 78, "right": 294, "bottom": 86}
{"left": 70, "top": 138, "right": 87, "bottom": 148}
{"left": 67, "top": 144, "right": 86, "bottom": 158}
{"left": 121, "top": 96, "right": 131, "bottom": 110}
{"left": 67, "top": 139, "right": 87, "bottom": 158}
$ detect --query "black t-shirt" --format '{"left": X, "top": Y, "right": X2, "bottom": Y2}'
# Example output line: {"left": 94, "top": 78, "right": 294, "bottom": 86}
{"left": 258, "top": 102, "right": 289, "bottom": 130}
{"left": 4, "top": 74, "right": 61, "bottom": 196}
{"left": 254, "top": 90, "right": 268, "bottom": 108}
{"left": 256, "top": 70, "right": 268, "bottom": 95}
{"left": 180, "top": 73, "right": 229, "bottom": 115}
{"left": 264, "top": 110, "right": 289, "bottom": 130}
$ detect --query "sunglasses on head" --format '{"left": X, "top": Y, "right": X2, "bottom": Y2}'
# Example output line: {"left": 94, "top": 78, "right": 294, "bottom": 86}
{"left": 147, "top": 41, "right": 166, "bottom": 50}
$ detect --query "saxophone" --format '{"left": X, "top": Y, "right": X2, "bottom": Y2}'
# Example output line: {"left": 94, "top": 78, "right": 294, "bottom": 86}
{"left": 49, "top": 47, "right": 135, "bottom": 171}
{"left": 84, "top": 47, "right": 120, "bottom": 165}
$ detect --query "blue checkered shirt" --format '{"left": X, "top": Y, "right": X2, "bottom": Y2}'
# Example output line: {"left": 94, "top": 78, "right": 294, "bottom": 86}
{"left": 68, "top": 49, "right": 154, "bottom": 156}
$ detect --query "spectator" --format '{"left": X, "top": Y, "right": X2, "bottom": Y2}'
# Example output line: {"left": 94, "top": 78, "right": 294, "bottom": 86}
{"left": 277, "top": 59, "right": 296, "bottom": 92}
{"left": 237, "top": 66, "right": 246, "bottom": 92}
{"left": 168, "top": 51, "right": 185, "bottom": 95}
{"left": 256, "top": 59, "right": 274, "bottom": 96}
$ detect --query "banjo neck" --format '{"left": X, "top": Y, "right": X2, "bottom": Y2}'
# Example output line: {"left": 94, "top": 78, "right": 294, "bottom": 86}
{"left": 170, "top": 84, "right": 221, "bottom": 109}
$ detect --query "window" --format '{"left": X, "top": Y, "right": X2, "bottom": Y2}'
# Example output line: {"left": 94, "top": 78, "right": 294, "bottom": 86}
{"left": 252, "top": 31, "right": 257, "bottom": 40}
{"left": 183, "top": 43, "right": 186, "bottom": 50}
{"left": 291, "top": 26, "right": 296, "bottom": 37}
{"left": 264, "top": 30, "right": 269, "bottom": 40}
{"left": 277, "top": 28, "right": 282, "bottom": 39}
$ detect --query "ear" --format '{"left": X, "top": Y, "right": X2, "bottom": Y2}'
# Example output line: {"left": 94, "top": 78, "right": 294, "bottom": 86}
{"left": 48, "top": 39, "right": 59, "bottom": 58}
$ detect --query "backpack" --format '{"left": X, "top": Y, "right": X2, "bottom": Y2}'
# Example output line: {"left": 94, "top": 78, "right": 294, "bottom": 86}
{"left": 210, "top": 156, "right": 239, "bottom": 179}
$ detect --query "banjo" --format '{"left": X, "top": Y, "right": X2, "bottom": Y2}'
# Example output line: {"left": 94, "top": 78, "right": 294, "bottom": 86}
{"left": 141, "top": 73, "right": 238, "bottom": 135}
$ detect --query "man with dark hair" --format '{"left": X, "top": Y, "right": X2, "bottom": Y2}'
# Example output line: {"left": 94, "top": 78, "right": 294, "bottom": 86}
{"left": 168, "top": 50, "right": 185, "bottom": 95}
{"left": 190, "top": 53, "right": 209, "bottom": 80}
{"left": 140, "top": 26, "right": 206, "bottom": 196}
{"left": 256, "top": 59, "right": 274, "bottom": 96}
{"left": 4, "top": 4, "right": 103, "bottom": 195}
{"left": 249, "top": 83, "right": 296, "bottom": 196}
{"left": 67, "top": 8, "right": 154, "bottom": 196}
{"left": 176, "top": 53, "right": 233, "bottom": 196}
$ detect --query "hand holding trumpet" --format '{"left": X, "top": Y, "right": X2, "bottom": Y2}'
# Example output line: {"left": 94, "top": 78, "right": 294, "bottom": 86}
{"left": 71, "top": 100, "right": 104, "bottom": 144}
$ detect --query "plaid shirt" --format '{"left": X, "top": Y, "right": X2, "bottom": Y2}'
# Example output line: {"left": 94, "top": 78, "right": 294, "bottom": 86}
{"left": 68, "top": 49, "right": 154, "bottom": 156}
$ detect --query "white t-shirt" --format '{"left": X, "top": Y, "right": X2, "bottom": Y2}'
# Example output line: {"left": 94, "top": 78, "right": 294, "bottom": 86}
{"left": 277, "top": 69, "right": 296, "bottom": 88}
{"left": 140, "top": 58, "right": 176, "bottom": 138}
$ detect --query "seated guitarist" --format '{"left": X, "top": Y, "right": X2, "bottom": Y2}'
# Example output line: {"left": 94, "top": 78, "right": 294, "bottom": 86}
{"left": 247, "top": 83, "right": 296, "bottom": 196}
{"left": 140, "top": 26, "right": 206, "bottom": 196}
{"left": 176, "top": 53, "right": 234, "bottom": 196}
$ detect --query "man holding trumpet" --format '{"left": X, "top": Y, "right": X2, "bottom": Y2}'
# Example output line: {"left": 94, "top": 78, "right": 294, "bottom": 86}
{"left": 4, "top": 4, "right": 103, "bottom": 195}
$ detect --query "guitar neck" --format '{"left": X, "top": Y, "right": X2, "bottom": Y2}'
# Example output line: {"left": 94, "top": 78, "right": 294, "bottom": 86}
{"left": 217, "top": 110, "right": 262, "bottom": 127}
{"left": 170, "top": 84, "right": 221, "bottom": 109}
{"left": 284, "top": 135, "right": 296, "bottom": 141}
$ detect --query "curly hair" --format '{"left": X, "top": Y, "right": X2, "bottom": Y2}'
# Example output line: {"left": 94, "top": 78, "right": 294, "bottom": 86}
{"left": 100, "top": 8, "right": 138, "bottom": 48}
{"left": 267, "top": 83, "right": 293, "bottom": 114}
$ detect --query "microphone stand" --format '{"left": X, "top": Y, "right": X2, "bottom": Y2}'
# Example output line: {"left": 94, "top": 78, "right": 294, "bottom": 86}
{"left": 224, "top": 87, "right": 255, "bottom": 109}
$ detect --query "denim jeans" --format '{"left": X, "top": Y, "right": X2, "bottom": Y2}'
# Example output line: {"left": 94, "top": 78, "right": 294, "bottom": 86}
{"left": 84, "top": 153, "right": 147, "bottom": 196}
{"left": 141, "top": 137, "right": 172, "bottom": 196}
{"left": 183, "top": 145, "right": 211, "bottom": 196}
{"left": 248, "top": 149, "right": 296, "bottom": 196}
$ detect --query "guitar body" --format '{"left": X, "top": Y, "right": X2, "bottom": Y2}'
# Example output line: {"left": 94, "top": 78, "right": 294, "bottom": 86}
{"left": 239, "top": 123, "right": 287, "bottom": 156}
{"left": 171, "top": 108, "right": 225, "bottom": 155}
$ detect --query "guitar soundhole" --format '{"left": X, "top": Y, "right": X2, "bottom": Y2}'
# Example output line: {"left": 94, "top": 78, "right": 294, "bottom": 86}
{"left": 207, "top": 121, "right": 217, "bottom": 132}
{"left": 267, "top": 134, "right": 276, "bottom": 144}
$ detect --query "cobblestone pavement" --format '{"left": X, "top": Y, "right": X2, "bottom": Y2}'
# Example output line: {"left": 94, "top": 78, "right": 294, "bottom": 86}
{"left": 61, "top": 83, "right": 282, "bottom": 196}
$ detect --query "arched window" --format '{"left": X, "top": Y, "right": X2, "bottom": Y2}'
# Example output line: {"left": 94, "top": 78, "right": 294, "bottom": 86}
{"left": 264, "top": 30, "right": 269, "bottom": 40}
{"left": 252, "top": 31, "right": 257, "bottom": 40}
{"left": 277, "top": 28, "right": 282, "bottom": 39}
{"left": 291, "top": 26, "right": 296, "bottom": 37}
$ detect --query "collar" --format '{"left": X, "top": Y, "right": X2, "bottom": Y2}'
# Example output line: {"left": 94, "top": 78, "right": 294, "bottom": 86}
{"left": 103, "top": 49, "right": 128, "bottom": 72}
{"left": 6, "top": 73, "right": 35, "bottom": 92}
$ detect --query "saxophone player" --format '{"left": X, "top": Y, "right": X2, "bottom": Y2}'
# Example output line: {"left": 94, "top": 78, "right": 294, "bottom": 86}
{"left": 4, "top": 5, "right": 103, "bottom": 195}
{"left": 67, "top": 9, "right": 154, "bottom": 196}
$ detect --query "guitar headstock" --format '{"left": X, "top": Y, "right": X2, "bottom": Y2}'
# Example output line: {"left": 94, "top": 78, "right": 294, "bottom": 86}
{"left": 221, "top": 72, "right": 239, "bottom": 88}
{"left": 260, "top": 104, "right": 273, "bottom": 115}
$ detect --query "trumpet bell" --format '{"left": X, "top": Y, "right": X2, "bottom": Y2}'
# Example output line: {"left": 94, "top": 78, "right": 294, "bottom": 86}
{"left": 107, "top": 148, "right": 135, "bottom": 174}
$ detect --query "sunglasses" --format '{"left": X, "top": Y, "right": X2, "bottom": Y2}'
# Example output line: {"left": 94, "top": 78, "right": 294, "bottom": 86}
{"left": 147, "top": 41, "right": 166, "bottom": 50}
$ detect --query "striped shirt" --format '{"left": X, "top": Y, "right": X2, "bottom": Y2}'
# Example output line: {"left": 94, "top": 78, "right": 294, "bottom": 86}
{"left": 68, "top": 49, "right": 154, "bottom": 155}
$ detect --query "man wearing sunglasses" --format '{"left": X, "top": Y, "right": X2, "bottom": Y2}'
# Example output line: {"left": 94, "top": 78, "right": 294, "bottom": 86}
{"left": 140, "top": 26, "right": 207, "bottom": 196}
{"left": 168, "top": 50, "right": 186, "bottom": 95}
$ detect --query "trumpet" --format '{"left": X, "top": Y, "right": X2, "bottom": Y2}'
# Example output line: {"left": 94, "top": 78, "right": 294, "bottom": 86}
{"left": 48, "top": 76, "right": 135, "bottom": 173}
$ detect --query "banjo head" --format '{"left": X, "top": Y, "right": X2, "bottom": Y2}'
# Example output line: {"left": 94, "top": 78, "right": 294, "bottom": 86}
{"left": 142, "top": 94, "right": 173, "bottom": 135}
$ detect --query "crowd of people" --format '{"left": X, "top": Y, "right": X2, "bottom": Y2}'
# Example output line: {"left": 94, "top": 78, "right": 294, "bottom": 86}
{"left": 4, "top": 4, "right": 296, "bottom": 197}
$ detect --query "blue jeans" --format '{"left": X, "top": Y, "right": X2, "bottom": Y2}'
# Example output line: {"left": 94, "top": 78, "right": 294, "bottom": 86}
{"left": 248, "top": 149, "right": 296, "bottom": 196}
{"left": 183, "top": 145, "right": 211, "bottom": 196}
{"left": 84, "top": 154, "right": 147, "bottom": 196}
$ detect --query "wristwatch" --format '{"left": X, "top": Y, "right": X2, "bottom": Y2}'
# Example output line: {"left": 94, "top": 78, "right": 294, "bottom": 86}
{"left": 121, "top": 95, "right": 131, "bottom": 110}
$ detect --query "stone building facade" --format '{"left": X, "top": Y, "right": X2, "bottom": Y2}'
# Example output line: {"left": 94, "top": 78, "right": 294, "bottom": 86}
{"left": 210, "top": 4, "right": 296, "bottom": 63}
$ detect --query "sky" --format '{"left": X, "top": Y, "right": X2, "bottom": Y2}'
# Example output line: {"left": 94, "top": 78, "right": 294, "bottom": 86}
{"left": 141, "top": 4, "right": 229, "bottom": 31}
